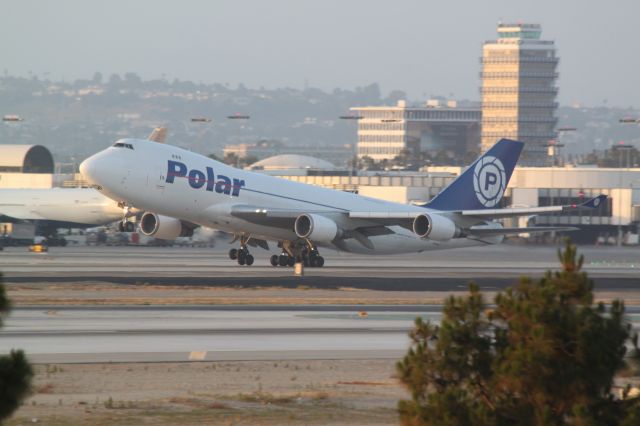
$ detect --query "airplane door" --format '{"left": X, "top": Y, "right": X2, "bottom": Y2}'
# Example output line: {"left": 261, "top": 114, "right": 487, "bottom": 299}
{"left": 120, "top": 168, "right": 132, "bottom": 191}
{"left": 155, "top": 161, "right": 166, "bottom": 194}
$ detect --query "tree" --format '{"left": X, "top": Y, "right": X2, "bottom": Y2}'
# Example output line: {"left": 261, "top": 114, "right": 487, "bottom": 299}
{"left": 397, "top": 240, "right": 640, "bottom": 425}
{"left": 392, "top": 149, "right": 413, "bottom": 169}
{"left": 0, "top": 273, "right": 33, "bottom": 421}
{"left": 223, "top": 153, "right": 240, "bottom": 167}
{"left": 91, "top": 72, "right": 103, "bottom": 85}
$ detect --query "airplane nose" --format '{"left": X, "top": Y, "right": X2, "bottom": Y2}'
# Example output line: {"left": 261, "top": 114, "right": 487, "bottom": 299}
{"left": 79, "top": 157, "right": 97, "bottom": 184}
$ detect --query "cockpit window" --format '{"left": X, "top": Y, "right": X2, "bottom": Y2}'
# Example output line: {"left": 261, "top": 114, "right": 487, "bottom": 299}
{"left": 113, "top": 142, "right": 134, "bottom": 150}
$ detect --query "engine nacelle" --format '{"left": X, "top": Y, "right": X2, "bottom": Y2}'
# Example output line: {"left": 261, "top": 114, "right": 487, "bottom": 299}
{"left": 139, "top": 212, "right": 193, "bottom": 240}
{"left": 412, "top": 213, "right": 459, "bottom": 241}
{"left": 294, "top": 214, "right": 341, "bottom": 242}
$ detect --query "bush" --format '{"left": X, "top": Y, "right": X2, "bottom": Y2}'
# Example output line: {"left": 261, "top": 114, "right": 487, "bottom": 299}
{"left": 397, "top": 240, "right": 640, "bottom": 425}
{"left": 0, "top": 273, "right": 34, "bottom": 421}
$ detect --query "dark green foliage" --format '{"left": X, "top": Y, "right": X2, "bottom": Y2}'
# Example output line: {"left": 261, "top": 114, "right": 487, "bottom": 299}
{"left": 0, "top": 273, "right": 10, "bottom": 327}
{"left": 0, "top": 272, "right": 34, "bottom": 421}
{"left": 0, "top": 350, "right": 33, "bottom": 420}
{"left": 397, "top": 240, "right": 640, "bottom": 425}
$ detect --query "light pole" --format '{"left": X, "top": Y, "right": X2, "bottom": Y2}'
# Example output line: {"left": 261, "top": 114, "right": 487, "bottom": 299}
{"left": 615, "top": 144, "right": 633, "bottom": 245}
{"left": 190, "top": 117, "right": 213, "bottom": 155}
{"left": 544, "top": 141, "right": 565, "bottom": 241}
{"left": 227, "top": 114, "right": 251, "bottom": 168}
{"left": 545, "top": 126, "right": 576, "bottom": 242}
{"left": 339, "top": 115, "right": 363, "bottom": 183}
{"left": 617, "top": 117, "right": 638, "bottom": 245}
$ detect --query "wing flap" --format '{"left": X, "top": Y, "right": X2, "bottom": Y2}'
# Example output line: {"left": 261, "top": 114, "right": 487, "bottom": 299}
{"left": 469, "top": 226, "right": 578, "bottom": 236}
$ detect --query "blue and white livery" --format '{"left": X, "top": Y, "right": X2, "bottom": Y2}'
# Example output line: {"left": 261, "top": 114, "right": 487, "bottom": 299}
{"left": 80, "top": 138, "right": 605, "bottom": 267}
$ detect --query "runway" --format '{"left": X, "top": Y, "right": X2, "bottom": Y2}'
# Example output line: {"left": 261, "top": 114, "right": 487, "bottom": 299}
{"left": 5, "top": 304, "right": 640, "bottom": 364}
{"left": 0, "top": 306, "right": 431, "bottom": 363}
{"left": 1, "top": 244, "right": 638, "bottom": 363}
{"left": 1, "top": 244, "right": 639, "bottom": 290}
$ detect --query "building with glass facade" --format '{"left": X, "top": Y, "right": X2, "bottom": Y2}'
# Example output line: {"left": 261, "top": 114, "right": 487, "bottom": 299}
{"left": 481, "top": 23, "right": 559, "bottom": 165}
{"left": 351, "top": 100, "right": 480, "bottom": 162}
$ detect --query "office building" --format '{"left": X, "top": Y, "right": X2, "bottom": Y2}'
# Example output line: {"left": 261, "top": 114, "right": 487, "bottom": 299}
{"left": 351, "top": 100, "right": 480, "bottom": 162}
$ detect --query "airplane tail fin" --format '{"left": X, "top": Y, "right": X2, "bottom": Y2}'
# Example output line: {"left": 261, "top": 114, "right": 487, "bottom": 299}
{"left": 426, "top": 138, "right": 524, "bottom": 211}
{"left": 148, "top": 127, "right": 167, "bottom": 143}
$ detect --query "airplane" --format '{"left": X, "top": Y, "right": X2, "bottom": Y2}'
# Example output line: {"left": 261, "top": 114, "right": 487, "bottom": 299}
{"left": 0, "top": 128, "right": 168, "bottom": 240}
{"left": 79, "top": 138, "right": 606, "bottom": 267}
{"left": 0, "top": 187, "right": 127, "bottom": 239}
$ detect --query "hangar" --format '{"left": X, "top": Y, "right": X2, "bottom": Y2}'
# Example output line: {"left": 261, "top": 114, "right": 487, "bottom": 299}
{"left": 0, "top": 145, "right": 54, "bottom": 188}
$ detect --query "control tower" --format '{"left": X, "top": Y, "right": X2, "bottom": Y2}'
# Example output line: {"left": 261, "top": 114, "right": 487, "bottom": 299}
{"left": 480, "top": 23, "right": 559, "bottom": 165}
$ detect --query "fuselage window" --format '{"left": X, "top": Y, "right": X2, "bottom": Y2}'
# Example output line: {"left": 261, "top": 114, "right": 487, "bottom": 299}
{"left": 113, "top": 143, "right": 134, "bottom": 150}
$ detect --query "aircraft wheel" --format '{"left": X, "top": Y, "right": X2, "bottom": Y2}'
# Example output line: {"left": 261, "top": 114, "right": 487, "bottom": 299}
{"left": 237, "top": 250, "right": 246, "bottom": 265}
{"left": 315, "top": 256, "right": 325, "bottom": 267}
{"left": 118, "top": 222, "right": 125, "bottom": 232}
{"left": 278, "top": 255, "right": 289, "bottom": 267}
{"left": 270, "top": 255, "right": 279, "bottom": 267}
{"left": 287, "top": 257, "right": 295, "bottom": 267}
{"left": 245, "top": 254, "right": 254, "bottom": 266}
{"left": 125, "top": 222, "right": 135, "bottom": 232}
{"left": 229, "top": 248, "right": 238, "bottom": 260}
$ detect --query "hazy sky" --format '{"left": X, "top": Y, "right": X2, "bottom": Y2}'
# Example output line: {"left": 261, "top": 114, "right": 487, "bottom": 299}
{"left": 2, "top": 0, "right": 638, "bottom": 108}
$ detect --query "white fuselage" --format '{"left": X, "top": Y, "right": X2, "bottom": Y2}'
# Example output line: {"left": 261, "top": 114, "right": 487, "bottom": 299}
{"left": 81, "top": 139, "right": 499, "bottom": 254}
{"left": 0, "top": 188, "right": 123, "bottom": 226}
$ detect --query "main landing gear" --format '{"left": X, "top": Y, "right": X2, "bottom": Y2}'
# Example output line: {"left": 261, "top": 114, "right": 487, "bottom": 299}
{"left": 229, "top": 247, "right": 254, "bottom": 266}
{"left": 229, "top": 235, "right": 254, "bottom": 266}
{"left": 270, "top": 243, "right": 325, "bottom": 268}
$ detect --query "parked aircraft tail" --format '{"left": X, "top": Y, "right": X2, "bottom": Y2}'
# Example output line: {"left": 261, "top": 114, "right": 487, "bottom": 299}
{"left": 147, "top": 127, "right": 167, "bottom": 143}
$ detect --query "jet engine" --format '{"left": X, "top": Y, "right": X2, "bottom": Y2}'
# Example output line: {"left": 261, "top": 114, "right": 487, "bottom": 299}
{"left": 294, "top": 214, "right": 341, "bottom": 242}
{"left": 412, "top": 213, "right": 459, "bottom": 241}
{"left": 140, "top": 212, "right": 193, "bottom": 240}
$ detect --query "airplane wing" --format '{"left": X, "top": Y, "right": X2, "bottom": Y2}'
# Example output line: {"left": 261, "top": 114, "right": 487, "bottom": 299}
{"left": 223, "top": 140, "right": 605, "bottom": 247}
{"left": 349, "top": 195, "right": 607, "bottom": 221}
{"left": 232, "top": 196, "right": 606, "bottom": 224}
{"left": 0, "top": 205, "right": 46, "bottom": 221}
{"left": 229, "top": 204, "right": 395, "bottom": 249}
{"left": 227, "top": 195, "right": 603, "bottom": 248}
{"left": 467, "top": 226, "right": 578, "bottom": 236}
{"left": 457, "top": 195, "right": 607, "bottom": 219}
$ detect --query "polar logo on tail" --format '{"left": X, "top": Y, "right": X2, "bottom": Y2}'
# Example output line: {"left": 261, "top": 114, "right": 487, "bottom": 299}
{"left": 473, "top": 156, "right": 506, "bottom": 207}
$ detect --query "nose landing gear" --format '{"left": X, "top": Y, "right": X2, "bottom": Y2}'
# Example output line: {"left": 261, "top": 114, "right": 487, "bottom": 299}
{"left": 117, "top": 203, "right": 136, "bottom": 232}
{"left": 118, "top": 221, "right": 135, "bottom": 232}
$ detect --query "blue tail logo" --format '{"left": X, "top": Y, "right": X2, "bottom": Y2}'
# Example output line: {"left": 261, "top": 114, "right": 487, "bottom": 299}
{"left": 426, "top": 139, "right": 524, "bottom": 211}
{"left": 473, "top": 155, "right": 506, "bottom": 207}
